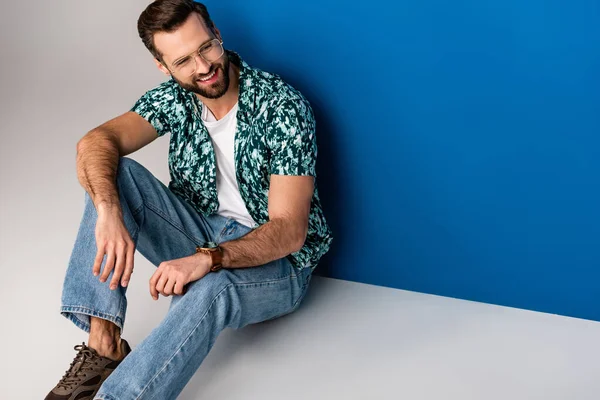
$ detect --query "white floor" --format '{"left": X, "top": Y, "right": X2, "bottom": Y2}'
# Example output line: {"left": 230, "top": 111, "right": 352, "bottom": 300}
{"left": 5, "top": 270, "right": 600, "bottom": 399}
{"left": 174, "top": 276, "right": 600, "bottom": 400}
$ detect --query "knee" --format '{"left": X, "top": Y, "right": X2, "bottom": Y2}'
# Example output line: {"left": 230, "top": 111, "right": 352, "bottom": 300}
{"left": 116, "top": 156, "right": 142, "bottom": 177}
{"left": 115, "top": 156, "right": 149, "bottom": 188}
{"left": 114, "top": 157, "right": 150, "bottom": 211}
{"left": 171, "top": 272, "right": 240, "bottom": 323}
{"left": 180, "top": 272, "right": 234, "bottom": 304}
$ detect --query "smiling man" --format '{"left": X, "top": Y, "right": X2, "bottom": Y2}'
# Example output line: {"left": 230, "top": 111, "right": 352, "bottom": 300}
{"left": 45, "top": 1, "right": 333, "bottom": 399}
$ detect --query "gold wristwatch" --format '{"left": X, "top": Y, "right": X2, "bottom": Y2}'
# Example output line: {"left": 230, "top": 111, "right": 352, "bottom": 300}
{"left": 196, "top": 245, "right": 224, "bottom": 272}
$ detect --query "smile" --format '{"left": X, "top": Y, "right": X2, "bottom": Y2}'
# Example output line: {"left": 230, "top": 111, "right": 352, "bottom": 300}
{"left": 198, "top": 69, "right": 218, "bottom": 83}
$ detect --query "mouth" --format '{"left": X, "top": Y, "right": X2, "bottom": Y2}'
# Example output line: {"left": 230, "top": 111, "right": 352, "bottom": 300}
{"left": 197, "top": 68, "right": 219, "bottom": 84}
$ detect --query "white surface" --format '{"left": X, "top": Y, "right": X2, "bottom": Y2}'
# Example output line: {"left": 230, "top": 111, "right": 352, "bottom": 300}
{"left": 8, "top": 269, "right": 600, "bottom": 399}
{"left": 177, "top": 276, "right": 600, "bottom": 400}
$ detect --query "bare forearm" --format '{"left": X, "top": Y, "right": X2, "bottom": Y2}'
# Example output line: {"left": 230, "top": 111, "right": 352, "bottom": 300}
{"left": 76, "top": 129, "right": 121, "bottom": 212}
{"left": 219, "top": 218, "right": 304, "bottom": 268}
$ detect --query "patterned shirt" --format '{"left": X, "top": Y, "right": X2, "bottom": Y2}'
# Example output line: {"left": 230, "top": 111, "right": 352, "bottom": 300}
{"left": 130, "top": 50, "right": 333, "bottom": 272}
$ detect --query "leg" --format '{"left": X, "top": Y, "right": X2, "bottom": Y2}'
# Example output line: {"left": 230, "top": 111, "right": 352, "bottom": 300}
{"left": 94, "top": 214, "right": 313, "bottom": 400}
{"left": 50, "top": 156, "right": 234, "bottom": 399}
{"left": 60, "top": 156, "right": 222, "bottom": 337}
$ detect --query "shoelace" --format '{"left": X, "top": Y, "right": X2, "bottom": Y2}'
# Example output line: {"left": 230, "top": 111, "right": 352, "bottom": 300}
{"left": 56, "top": 342, "right": 103, "bottom": 390}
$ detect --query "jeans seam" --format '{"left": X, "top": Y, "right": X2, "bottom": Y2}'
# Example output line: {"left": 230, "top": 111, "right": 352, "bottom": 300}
{"left": 135, "top": 274, "right": 292, "bottom": 399}
{"left": 60, "top": 305, "right": 124, "bottom": 333}
{"left": 131, "top": 201, "right": 144, "bottom": 216}
{"left": 143, "top": 200, "right": 203, "bottom": 246}
{"left": 216, "top": 219, "right": 235, "bottom": 243}
{"left": 134, "top": 282, "right": 234, "bottom": 399}
{"left": 233, "top": 275, "right": 294, "bottom": 286}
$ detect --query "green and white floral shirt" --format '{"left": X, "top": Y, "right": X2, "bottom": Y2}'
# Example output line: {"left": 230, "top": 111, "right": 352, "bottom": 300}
{"left": 130, "top": 50, "right": 333, "bottom": 272}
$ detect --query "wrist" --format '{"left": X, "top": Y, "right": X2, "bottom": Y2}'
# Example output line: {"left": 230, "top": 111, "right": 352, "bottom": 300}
{"left": 194, "top": 251, "right": 211, "bottom": 273}
{"left": 97, "top": 201, "right": 120, "bottom": 215}
{"left": 195, "top": 245, "right": 224, "bottom": 272}
{"left": 220, "top": 245, "right": 229, "bottom": 267}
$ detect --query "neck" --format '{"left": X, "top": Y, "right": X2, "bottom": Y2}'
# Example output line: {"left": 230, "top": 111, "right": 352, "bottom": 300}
{"left": 197, "top": 62, "right": 240, "bottom": 120}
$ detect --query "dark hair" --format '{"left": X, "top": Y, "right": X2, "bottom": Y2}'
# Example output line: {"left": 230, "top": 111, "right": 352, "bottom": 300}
{"left": 137, "top": 0, "right": 215, "bottom": 62}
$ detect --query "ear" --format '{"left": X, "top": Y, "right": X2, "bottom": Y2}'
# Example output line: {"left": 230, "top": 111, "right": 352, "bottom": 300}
{"left": 154, "top": 58, "right": 171, "bottom": 77}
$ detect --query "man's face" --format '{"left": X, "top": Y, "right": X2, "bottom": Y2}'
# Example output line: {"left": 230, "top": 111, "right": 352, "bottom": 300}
{"left": 154, "top": 13, "right": 230, "bottom": 99}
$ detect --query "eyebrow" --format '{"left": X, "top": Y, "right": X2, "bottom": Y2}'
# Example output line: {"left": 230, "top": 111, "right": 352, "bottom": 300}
{"left": 172, "top": 38, "right": 214, "bottom": 64}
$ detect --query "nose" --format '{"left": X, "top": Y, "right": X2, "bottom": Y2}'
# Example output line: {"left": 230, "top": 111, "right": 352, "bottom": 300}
{"left": 193, "top": 53, "right": 212, "bottom": 75}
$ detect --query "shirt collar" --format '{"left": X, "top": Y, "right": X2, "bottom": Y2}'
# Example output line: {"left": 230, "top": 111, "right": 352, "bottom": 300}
{"left": 227, "top": 49, "right": 257, "bottom": 123}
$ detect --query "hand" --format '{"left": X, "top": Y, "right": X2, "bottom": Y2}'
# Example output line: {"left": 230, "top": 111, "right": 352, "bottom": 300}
{"left": 149, "top": 252, "right": 211, "bottom": 300}
{"left": 93, "top": 204, "right": 135, "bottom": 290}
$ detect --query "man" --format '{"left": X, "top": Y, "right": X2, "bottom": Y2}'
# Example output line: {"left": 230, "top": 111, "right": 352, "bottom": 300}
{"left": 45, "top": 1, "right": 333, "bottom": 399}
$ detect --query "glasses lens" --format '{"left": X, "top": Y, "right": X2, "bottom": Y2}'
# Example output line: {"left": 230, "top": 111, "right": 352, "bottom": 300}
{"left": 201, "top": 39, "right": 224, "bottom": 63}
{"left": 176, "top": 39, "right": 224, "bottom": 77}
{"left": 178, "top": 59, "right": 196, "bottom": 77}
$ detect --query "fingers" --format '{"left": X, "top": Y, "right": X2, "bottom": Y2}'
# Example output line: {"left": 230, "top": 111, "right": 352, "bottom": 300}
{"left": 100, "top": 249, "right": 115, "bottom": 283}
{"left": 174, "top": 280, "right": 185, "bottom": 296}
{"left": 163, "top": 277, "right": 176, "bottom": 296}
{"left": 92, "top": 245, "right": 105, "bottom": 277}
{"left": 109, "top": 243, "right": 126, "bottom": 290}
{"left": 149, "top": 269, "right": 162, "bottom": 300}
{"left": 109, "top": 239, "right": 135, "bottom": 290}
{"left": 121, "top": 245, "right": 135, "bottom": 287}
{"left": 149, "top": 267, "right": 183, "bottom": 299}
{"left": 155, "top": 273, "right": 168, "bottom": 297}
{"left": 149, "top": 259, "right": 197, "bottom": 299}
{"left": 93, "top": 215, "right": 136, "bottom": 290}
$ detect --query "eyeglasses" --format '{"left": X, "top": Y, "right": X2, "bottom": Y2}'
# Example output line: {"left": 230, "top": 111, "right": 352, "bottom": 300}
{"left": 170, "top": 38, "right": 224, "bottom": 77}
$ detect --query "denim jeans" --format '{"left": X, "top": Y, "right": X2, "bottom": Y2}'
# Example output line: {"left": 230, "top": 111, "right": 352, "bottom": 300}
{"left": 60, "top": 156, "right": 312, "bottom": 400}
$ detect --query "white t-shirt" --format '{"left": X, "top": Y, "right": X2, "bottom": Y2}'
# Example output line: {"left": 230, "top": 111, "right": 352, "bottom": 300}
{"left": 201, "top": 102, "right": 258, "bottom": 229}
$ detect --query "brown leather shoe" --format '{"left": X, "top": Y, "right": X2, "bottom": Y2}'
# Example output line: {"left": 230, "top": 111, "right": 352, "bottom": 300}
{"left": 45, "top": 339, "right": 132, "bottom": 400}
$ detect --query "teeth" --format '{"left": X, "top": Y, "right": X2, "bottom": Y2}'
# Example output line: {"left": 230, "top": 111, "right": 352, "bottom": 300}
{"left": 199, "top": 70, "right": 216, "bottom": 81}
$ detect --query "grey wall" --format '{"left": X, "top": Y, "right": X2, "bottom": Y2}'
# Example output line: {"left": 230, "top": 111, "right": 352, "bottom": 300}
{"left": 0, "top": 1, "right": 177, "bottom": 397}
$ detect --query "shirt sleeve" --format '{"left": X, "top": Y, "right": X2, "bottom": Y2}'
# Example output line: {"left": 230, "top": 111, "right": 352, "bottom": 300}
{"left": 268, "top": 97, "right": 317, "bottom": 176}
{"left": 129, "top": 82, "right": 175, "bottom": 138}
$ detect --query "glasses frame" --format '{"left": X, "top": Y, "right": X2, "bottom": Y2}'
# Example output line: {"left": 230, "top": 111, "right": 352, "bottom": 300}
{"left": 169, "top": 38, "right": 224, "bottom": 77}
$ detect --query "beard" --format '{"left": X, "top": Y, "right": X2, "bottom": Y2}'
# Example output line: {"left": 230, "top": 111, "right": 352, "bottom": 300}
{"left": 171, "top": 56, "right": 230, "bottom": 99}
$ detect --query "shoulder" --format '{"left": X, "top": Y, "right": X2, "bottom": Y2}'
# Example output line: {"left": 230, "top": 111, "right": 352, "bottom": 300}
{"left": 131, "top": 78, "right": 192, "bottom": 127}
{"left": 249, "top": 72, "right": 315, "bottom": 143}
{"left": 266, "top": 72, "right": 311, "bottom": 112}
{"left": 136, "top": 78, "right": 181, "bottom": 104}
{"left": 243, "top": 62, "right": 312, "bottom": 119}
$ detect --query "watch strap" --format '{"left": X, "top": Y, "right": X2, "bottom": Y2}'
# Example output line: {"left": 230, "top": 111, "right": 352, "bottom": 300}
{"left": 196, "top": 245, "right": 224, "bottom": 272}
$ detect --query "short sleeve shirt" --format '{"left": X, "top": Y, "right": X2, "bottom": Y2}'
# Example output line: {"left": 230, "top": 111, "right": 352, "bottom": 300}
{"left": 130, "top": 50, "right": 333, "bottom": 272}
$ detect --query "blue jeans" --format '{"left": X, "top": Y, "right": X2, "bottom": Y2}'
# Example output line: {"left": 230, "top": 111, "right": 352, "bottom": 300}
{"left": 60, "top": 157, "right": 312, "bottom": 400}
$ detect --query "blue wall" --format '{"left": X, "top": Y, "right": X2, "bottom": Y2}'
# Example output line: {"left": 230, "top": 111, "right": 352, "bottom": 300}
{"left": 203, "top": 1, "right": 600, "bottom": 321}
